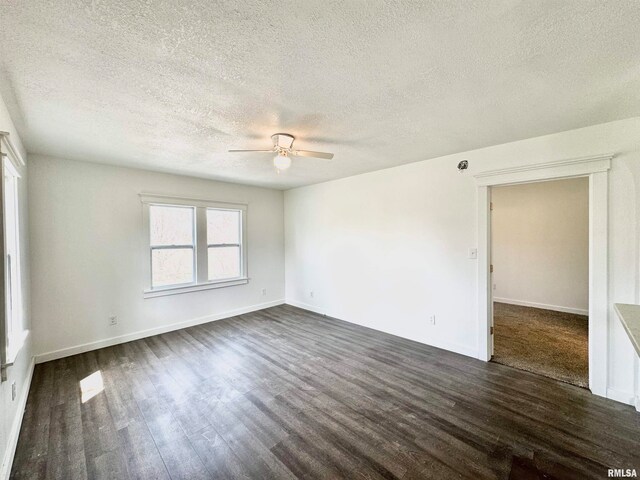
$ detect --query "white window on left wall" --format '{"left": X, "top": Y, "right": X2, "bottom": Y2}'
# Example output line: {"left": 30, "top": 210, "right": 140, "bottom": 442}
{"left": 140, "top": 194, "right": 248, "bottom": 298}
{"left": 1, "top": 134, "right": 27, "bottom": 381}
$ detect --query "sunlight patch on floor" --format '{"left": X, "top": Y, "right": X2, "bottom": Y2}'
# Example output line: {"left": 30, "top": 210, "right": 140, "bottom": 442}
{"left": 80, "top": 371, "right": 104, "bottom": 403}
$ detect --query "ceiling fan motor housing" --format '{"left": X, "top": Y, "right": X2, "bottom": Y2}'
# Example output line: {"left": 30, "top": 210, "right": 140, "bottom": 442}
{"left": 272, "top": 133, "right": 295, "bottom": 151}
{"left": 229, "top": 133, "right": 333, "bottom": 161}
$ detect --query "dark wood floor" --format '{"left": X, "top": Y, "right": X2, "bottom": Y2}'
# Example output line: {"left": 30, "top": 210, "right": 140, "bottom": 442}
{"left": 11, "top": 305, "right": 640, "bottom": 479}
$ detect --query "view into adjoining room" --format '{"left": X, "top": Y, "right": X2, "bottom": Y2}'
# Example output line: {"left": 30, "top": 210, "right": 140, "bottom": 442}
{"left": 490, "top": 177, "right": 589, "bottom": 387}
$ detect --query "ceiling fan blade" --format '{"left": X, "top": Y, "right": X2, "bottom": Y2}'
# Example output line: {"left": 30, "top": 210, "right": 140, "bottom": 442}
{"left": 292, "top": 150, "right": 334, "bottom": 160}
{"left": 228, "top": 149, "right": 275, "bottom": 153}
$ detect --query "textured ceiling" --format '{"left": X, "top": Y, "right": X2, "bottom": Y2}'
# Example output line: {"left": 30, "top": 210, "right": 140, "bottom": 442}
{"left": 1, "top": 1, "right": 640, "bottom": 189}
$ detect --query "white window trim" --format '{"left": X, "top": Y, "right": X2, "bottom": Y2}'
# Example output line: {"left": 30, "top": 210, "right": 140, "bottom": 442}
{"left": 139, "top": 193, "right": 249, "bottom": 298}
{"left": 0, "top": 132, "right": 27, "bottom": 381}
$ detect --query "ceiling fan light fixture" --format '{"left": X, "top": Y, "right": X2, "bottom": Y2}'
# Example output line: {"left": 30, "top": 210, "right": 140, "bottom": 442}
{"left": 229, "top": 133, "right": 333, "bottom": 170}
{"left": 273, "top": 152, "right": 291, "bottom": 171}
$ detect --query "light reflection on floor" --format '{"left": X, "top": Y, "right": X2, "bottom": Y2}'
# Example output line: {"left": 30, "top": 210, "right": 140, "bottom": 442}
{"left": 80, "top": 370, "right": 104, "bottom": 403}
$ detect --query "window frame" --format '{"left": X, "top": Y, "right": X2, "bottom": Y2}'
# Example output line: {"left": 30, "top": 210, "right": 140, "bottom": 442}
{"left": 0, "top": 132, "right": 28, "bottom": 381}
{"left": 149, "top": 204, "right": 196, "bottom": 289}
{"left": 140, "top": 194, "right": 248, "bottom": 298}
{"left": 206, "top": 207, "right": 244, "bottom": 282}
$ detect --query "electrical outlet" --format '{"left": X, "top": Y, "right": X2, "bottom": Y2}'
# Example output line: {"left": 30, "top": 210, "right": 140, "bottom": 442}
{"left": 262, "top": 288, "right": 267, "bottom": 296}
{"left": 109, "top": 315, "right": 118, "bottom": 326}
{"left": 11, "top": 381, "right": 16, "bottom": 401}
{"left": 429, "top": 315, "right": 436, "bottom": 325}
{"left": 310, "top": 291, "right": 314, "bottom": 298}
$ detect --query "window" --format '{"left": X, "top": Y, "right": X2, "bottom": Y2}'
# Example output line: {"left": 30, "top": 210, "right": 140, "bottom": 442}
{"left": 149, "top": 205, "right": 195, "bottom": 287}
{"left": 1, "top": 140, "right": 27, "bottom": 379}
{"left": 207, "top": 209, "right": 241, "bottom": 281}
{"left": 141, "top": 194, "right": 247, "bottom": 297}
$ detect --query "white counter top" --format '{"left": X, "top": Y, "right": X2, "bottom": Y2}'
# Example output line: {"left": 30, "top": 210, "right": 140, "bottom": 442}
{"left": 614, "top": 303, "right": 640, "bottom": 357}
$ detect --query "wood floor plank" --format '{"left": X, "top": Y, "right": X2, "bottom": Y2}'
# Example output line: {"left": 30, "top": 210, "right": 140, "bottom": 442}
{"left": 188, "top": 426, "right": 254, "bottom": 479}
{"left": 137, "top": 395, "right": 211, "bottom": 480}
{"left": 11, "top": 305, "right": 640, "bottom": 479}
{"left": 45, "top": 403, "right": 87, "bottom": 480}
{"left": 201, "top": 398, "right": 297, "bottom": 480}
{"left": 10, "top": 362, "right": 56, "bottom": 480}
{"left": 117, "top": 419, "right": 170, "bottom": 480}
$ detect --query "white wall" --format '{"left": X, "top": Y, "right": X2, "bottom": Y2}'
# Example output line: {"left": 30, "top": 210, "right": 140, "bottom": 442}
{"left": 285, "top": 116, "right": 640, "bottom": 405}
{"left": 0, "top": 95, "right": 32, "bottom": 479}
{"left": 628, "top": 153, "right": 640, "bottom": 409}
{"left": 491, "top": 178, "right": 589, "bottom": 315}
{"left": 29, "top": 156, "right": 285, "bottom": 360}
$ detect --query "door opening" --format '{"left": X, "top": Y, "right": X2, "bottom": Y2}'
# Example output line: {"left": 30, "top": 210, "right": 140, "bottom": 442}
{"left": 489, "top": 178, "right": 589, "bottom": 388}
{"left": 474, "top": 153, "right": 611, "bottom": 397}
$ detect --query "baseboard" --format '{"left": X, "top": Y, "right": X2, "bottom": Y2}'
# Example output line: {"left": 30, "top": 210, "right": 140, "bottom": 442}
{"left": 1, "top": 356, "right": 35, "bottom": 480}
{"left": 285, "top": 300, "right": 478, "bottom": 359}
{"left": 493, "top": 297, "right": 588, "bottom": 316}
{"left": 606, "top": 387, "right": 636, "bottom": 407}
{"left": 35, "top": 299, "right": 285, "bottom": 364}
{"left": 285, "top": 299, "right": 326, "bottom": 315}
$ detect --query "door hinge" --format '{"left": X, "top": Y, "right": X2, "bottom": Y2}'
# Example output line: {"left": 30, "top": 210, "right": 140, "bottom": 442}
{"left": 490, "top": 326, "right": 494, "bottom": 335}
{"left": 490, "top": 264, "right": 494, "bottom": 273}
{"left": 490, "top": 202, "right": 493, "bottom": 211}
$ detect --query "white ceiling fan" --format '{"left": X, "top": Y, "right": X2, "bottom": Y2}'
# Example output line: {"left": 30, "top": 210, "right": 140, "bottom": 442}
{"left": 229, "top": 133, "right": 334, "bottom": 171}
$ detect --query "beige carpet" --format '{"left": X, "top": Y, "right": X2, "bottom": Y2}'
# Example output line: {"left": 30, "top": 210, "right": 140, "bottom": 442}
{"left": 492, "top": 302, "right": 588, "bottom": 388}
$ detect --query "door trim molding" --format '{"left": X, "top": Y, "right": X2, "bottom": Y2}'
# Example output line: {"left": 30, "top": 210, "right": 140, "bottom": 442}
{"left": 474, "top": 153, "right": 613, "bottom": 398}
{"left": 0, "top": 132, "right": 25, "bottom": 167}
{"left": 474, "top": 153, "right": 612, "bottom": 185}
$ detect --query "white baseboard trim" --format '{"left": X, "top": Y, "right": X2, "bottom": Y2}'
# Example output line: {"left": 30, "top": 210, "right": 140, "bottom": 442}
{"left": 1, "top": 357, "right": 35, "bottom": 480}
{"left": 35, "top": 299, "right": 285, "bottom": 364}
{"left": 285, "top": 300, "right": 478, "bottom": 359}
{"left": 606, "top": 387, "right": 636, "bottom": 407}
{"left": 493, "top": 297, "right": 588, "bottom": 316}
{"left": 285, "top": 299, "right": 326, "bottom": 315}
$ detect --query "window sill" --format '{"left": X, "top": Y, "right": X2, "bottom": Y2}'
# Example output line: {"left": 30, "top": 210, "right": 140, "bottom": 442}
{"left": 2, "top": 329, "right": 30, "bottom": 369}
{"left": 144, "top": 277, "right": 249, "bottom": 299}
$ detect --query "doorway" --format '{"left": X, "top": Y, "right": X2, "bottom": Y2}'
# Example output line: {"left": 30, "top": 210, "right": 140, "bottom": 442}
{"left": 474, "top": 154, "right": 611, "bottom": 397}
{"left": 489, "top": 178, "right": 589, "bottom": 387}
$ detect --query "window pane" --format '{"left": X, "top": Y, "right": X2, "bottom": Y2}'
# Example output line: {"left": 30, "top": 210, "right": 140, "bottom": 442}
{"left": 208, "top": 246, "right": 240, "bottom": 280}
{"left": 207, "top": 209, "right": 240, "bottom": 245}
{"left": 150, "top": 205, "right": 194, "bottom": 246}
{"left": 152, "top": 248, "right": 194, "bottom": 287}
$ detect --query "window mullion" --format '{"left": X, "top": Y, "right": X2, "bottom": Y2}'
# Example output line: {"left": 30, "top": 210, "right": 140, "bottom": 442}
{"left": 195, "top": 206, "right": 208, "bottom": 283}
{"left": 240, "top": 210, "right": 247, "bottom": 279}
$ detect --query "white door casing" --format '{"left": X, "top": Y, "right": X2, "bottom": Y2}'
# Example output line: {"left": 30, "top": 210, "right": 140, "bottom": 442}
{"left": 474, "top": 154, "right": 612, "bottom": 398}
